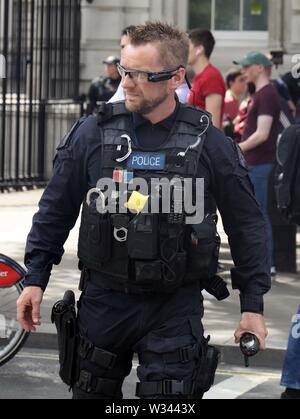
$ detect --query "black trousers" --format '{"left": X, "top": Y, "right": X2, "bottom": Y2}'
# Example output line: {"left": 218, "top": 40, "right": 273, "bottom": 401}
{"left": 73, "top": 280, "right": 204, "bottom": 399}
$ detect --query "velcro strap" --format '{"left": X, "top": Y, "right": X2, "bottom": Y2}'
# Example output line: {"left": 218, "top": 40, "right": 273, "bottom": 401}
{"left": 77, "top": 370, "right": 121, "bottom": 397}
{"left": 78, "top": 336, "right": 117, "bottom": 369}
{"left": 136, "top": 379, "right": 193, "bottom": 398}
{"left": 139, "top": 345, "right": 198, "bottom": 365}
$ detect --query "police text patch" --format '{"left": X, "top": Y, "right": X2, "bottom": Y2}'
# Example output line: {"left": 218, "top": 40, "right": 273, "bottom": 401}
{"left": 127, "top": 152, "right": 166, "bottom": 171}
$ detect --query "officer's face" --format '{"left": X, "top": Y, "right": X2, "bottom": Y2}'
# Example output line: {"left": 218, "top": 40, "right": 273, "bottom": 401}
{"left": 120, "top": 43, "right": 176, "bottom": 116}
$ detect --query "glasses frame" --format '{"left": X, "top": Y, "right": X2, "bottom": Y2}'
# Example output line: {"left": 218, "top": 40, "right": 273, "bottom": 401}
{"left": 117, "top": 63, "right": 183, "bottom": 83}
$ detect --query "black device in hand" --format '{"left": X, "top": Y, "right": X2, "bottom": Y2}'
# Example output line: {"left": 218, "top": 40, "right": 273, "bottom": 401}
{"left": 240, "top": 333, "right": 260, "bottom": 368}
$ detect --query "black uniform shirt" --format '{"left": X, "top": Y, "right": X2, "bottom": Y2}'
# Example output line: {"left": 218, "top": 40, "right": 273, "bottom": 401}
{"left": 23, "top": 103, "right": 271, "bottom": 314}
{"left": 132, "top": 100, "right": 180, "bottom": 149}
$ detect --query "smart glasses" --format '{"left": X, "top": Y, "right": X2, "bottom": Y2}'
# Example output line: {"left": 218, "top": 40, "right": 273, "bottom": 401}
{"left": 117, "top": 63, "right": 182, "bottom": 83}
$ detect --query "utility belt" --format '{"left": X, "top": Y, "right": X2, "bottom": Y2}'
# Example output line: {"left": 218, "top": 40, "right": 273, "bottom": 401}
{"left": 80, "top": 268, "right": 229, "bottom": 301}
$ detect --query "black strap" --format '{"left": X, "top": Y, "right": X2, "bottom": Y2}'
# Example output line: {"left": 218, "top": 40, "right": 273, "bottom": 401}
{"left": 89, "top": 270, "right": 164, "bottom": 295}
{"left": 76, "top": 370, "right": 121, "bottom": 397}
{"left": 78, "top": 336, "right": 117, "bottom": 370}
{"left": 177, "top": 105, "right": 212, "bottom": 128}
{"left": 136, "top": 379, "right": 193, "bottom": 398}
{"left": 139, "top": 344, "right": 198, "bottom": 365}
{"left": 57, "top": 117, "right": 87, "bottom": 150}
{"left": 97, "top": 101, "right": 129, "bottom": 124}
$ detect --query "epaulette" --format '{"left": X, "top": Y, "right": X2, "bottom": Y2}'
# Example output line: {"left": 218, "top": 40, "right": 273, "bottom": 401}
{"left": 177, "top": 104, "right": 212, "bottom": 129}
{"left": 97, "top": 101, "right": 130, "bottom": 125}
{"left": 57, "top": 116, "right": 87, "bottom": 150}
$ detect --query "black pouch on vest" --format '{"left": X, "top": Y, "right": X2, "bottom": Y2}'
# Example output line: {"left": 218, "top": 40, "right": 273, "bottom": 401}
{"left": 187, "top": 214, "right": 220, "bottom": 280}
{"left": 193, "top": 336, "right": 220, "bottom": 395}
{"left": 128, "top": 214, "right": 159, "bottom": 260}
{"left": 134, "top": 260, "right": 162, "bottom": 283}
{"left": 51, "top": 291, "right": 77, "bottom": 387}
{"left": 88, "top": 210, "right": 112, "bottom": 263}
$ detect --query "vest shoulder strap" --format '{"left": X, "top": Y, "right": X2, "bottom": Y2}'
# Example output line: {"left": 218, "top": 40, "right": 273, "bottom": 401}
{"left": 177, "top": 104, "right": 212, "bottom": 130}
{"left": 97, "top": 101, "right": 129, "bottom": 125}
{"left": 57, "top": 116, "right": 87, "bottom": 150}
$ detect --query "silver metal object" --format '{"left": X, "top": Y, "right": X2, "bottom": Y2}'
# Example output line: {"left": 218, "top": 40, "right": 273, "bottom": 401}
{"left": 113, "top": 227, "right": 128, "bottom": 242}
{"left": 116, "top": 134, "right": 133, "bottom": 163}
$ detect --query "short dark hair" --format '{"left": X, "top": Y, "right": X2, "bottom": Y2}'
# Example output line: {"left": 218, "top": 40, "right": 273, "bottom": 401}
{"left": 129, "top": 21, "right": 189, "bottom": 68}
{"left": 226, "top": 69, "right": 242, "bottom": 89}
{"left": 121, "top": 25, "right": 136, "bottom": 37}
{"left": 188, "top": 29, "right": 215, "bottom": 59}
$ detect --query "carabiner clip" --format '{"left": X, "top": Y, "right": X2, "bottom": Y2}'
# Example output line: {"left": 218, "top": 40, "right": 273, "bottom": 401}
{"left": 115, "top": 134, "right": 133, "bottom": 163}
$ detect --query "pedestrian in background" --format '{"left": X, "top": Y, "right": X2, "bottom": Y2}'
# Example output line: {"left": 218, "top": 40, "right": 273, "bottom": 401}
{"left": 109, "top": 26, "right": 137, "bottom": 103}
{"left": 280, "top": 304, "right": 300, "bottom": 399}
{"left": 187, "top": 29, "right": 226, "bottom": 129}
{"left": 282, "top": 72, "right": 300, "bottom": 123}
{"left": 87, "top": 55, "right": 121, "bottom": 113}
{"left": 223, "top": 69, "right": 247, "bottom": 137}
{"left": 233, "top": 82, "right": 256, "bottom": 143}
{"left": 234, "top": 52, "right": 281, "bottom": 275}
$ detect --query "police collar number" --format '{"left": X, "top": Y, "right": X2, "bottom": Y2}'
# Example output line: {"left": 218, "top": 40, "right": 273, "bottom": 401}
{"left": 127, "top": 152, "right": 166, "bottom": 171}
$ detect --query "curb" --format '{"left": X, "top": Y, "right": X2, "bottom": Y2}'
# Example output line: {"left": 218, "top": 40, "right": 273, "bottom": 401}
{"left": 218, "top": 344, "right": 285, "bottom": 370}
{"left": 24, "top": 332, "right": 286, "bottom": 370}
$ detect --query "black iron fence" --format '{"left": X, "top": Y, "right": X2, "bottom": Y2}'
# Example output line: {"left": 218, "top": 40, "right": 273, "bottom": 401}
{"left": 0, "top": 0, "right": 82, "bottom": 191}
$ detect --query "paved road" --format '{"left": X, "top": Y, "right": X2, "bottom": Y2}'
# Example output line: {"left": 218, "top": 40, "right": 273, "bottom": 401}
{"left": 0, "top": 348, "right": 283, "bottom": 400}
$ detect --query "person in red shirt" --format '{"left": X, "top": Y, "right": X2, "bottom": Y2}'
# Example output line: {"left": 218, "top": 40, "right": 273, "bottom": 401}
{"left": 224, "top": 69, "right": 247, "bottom": 121}
{"left": 188, "top": 29, "right": 226, "bottom": 128}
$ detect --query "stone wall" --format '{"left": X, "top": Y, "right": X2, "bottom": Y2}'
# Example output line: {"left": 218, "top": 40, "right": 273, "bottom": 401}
{"left": 80, "top": 0, "right": 187, "bottom": 94}
{"left": 80, "top": 0, "right": 300, "bottom": 93}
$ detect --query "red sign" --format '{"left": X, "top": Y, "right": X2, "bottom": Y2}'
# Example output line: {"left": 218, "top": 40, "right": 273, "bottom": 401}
{"left": 0, "top": 263, "right": 22, "bottom": 287}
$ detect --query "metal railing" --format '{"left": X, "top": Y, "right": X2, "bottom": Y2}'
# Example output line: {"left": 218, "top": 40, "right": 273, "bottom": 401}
{"left": 0, "top": 0, "right": 82, "bottom": 191}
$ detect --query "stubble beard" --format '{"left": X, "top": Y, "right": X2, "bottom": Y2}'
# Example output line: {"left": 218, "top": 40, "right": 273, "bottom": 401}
{"left": 125, "top": 90, "right": 169, "bottom": 115}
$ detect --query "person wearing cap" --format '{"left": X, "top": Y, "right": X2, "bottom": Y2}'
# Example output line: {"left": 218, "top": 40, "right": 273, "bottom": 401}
{"left": 87, "top": 55, "right": 121, "bottom": 113}
{"left": 234, "top": 51, "right": 281, "bottom": 275}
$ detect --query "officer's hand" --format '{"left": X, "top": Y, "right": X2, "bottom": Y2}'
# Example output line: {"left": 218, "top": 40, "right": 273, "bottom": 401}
{"left": 17, "top": 287, "right": 44, "bottom": 333}
{"left": 234, "top": 312, "right": 268, "bottom": 351}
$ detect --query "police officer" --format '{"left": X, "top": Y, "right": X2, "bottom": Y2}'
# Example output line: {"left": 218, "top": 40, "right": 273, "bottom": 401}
{"left": 87, "top": 55, "right": 121, "bottom": 113}
{"left": 17, "top": 22, "right": 270, "bottom": 400}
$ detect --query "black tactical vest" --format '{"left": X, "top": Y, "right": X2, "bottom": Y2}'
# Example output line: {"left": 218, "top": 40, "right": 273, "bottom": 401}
{"left": 78, "top": 102, "right": 219, "bottom": 293}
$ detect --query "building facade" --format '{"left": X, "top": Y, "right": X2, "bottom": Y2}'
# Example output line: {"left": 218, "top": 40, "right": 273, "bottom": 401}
{"left": 80, "top": 0, "right": 300, "bottom": 93}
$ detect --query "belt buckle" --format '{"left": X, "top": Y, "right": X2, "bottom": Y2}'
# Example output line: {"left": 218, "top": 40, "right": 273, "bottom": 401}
{"left": 163, "top": 379, "right": 184, "bottom": 396}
